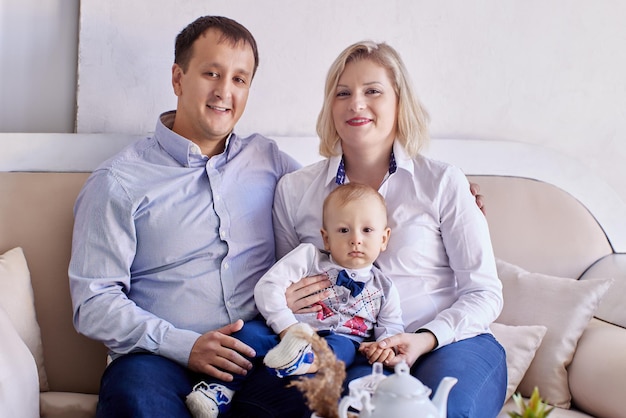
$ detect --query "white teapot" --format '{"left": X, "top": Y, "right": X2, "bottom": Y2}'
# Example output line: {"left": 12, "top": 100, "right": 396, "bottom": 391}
{"left": 338, "top": 362, "right": 457, "bottom": 418}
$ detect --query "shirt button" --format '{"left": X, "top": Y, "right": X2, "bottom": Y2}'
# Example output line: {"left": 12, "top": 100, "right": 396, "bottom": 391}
{"left": 226, "top": 301, "right": 232, "bottom": 307}
{"left": 350, "top": 272, "right": 356, "bottom": 278}
{"left": 224, "top": 262, "right": 229, "bottom": 270}
{"left": 220, "top": 230, "right": 226, "bottom": 238}
{"left": 215, "top": 195, "right": 221, "bottom": 201}
{"left": 342, "top": 297, "right": 348, "bottom": 302}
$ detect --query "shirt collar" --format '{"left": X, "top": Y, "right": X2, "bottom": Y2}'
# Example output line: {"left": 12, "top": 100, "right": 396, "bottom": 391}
{"left": 330, "top": 142, "right": 402, "bottom": 186}
{"left": 154, "top": 110, "right": 236, "bottom": 167}
{"left": 391, "top": 140, "right": 414, "bottom": 173}
{"left": 328, "top": 254, "right": 373, "bottom": 279}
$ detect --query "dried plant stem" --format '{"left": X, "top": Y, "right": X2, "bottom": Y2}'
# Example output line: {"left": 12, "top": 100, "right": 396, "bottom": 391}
{"left": 287, "top": 329, "right": 348, "bottom": 418}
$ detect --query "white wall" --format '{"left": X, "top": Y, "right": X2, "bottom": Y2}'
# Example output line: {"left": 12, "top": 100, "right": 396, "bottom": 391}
{"left": 2, "top": 0, "right": 625, "bottom": 207}
{"left": 0, "top": 0, "right": 79, "bottom": 133}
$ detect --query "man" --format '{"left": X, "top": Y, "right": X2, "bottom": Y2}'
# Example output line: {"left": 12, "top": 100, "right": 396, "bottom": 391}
{"left": 69, "top": 16, "right": 306, "bottom": 417}
{"left": 71, "top": 14, "right": 487, "bottom": 418}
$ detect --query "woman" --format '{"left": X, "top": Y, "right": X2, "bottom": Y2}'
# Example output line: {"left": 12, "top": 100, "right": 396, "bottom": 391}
{"left": 272, "top": 41, "right": 507, "bottom": 417}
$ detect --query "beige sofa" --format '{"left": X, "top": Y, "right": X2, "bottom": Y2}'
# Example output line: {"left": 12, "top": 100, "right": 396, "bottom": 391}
{"left": 1, "top": 134, "right": 625, "bottom": 418}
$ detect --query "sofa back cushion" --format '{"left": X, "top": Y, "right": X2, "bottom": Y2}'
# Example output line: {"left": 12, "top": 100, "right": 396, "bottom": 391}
{"left": 0, "top": 172, "right": 107, "bottom": 394}
{"left": 468, "top": 175, "right": 612, "bottom": 278}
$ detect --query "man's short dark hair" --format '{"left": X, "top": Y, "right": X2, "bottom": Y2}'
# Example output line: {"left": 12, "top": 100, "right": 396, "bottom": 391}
{"left": 174, "top": 16, "right": 259, "bottom": 77}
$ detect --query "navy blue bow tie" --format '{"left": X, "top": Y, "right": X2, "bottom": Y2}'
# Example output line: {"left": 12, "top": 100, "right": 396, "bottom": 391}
{"left": 336, "top": 270, "right": 365, "bottom": 297}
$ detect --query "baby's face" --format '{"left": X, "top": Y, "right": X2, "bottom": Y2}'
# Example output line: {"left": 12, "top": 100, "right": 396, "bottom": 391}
{"left": 321, "top": 197, "right": 390, "bottom": 269}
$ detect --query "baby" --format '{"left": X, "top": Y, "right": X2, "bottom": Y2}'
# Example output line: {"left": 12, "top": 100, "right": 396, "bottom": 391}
{"left": 258, "top": 182, "right": 404, "bottom": 376}
{"left": 186, "top": 183, "right": 404, "bottom": 417}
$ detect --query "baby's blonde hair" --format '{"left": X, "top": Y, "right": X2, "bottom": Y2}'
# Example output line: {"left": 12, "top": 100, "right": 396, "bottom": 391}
{"left": 322, "top": 183, "right": 387, "bottom": 229}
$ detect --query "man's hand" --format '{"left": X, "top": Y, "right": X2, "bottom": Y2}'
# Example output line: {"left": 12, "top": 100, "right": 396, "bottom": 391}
{"left": 188, "top": 319, "right": 255, "bottom": 382}
{"left": 285, "top": 274, "right": 332, "bottom": 314}
{"left": 469, "top": 182, "right": 485, "bottom": 215}
{"left": 359, "top": 341, "right": 396, "bottom": 365}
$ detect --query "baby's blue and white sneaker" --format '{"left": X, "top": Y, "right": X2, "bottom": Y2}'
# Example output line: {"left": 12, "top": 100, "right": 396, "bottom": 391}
{"left": 264, "top": 323, "right": 316, "bottom": 377}
{"left": 185, "top": 381, "right": 234, "bottom": 418}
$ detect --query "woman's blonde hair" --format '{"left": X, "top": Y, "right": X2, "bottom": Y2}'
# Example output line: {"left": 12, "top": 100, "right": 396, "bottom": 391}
{"left": 316, "top": 41, "right": 430, "bottom": 158}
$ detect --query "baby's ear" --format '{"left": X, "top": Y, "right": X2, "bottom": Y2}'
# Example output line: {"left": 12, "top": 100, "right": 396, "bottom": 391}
{"left": 320, "top": 228, "right": 331, "bottom": 251}
{"left": 380, "top": 227, "right": 391, "bottom": 251}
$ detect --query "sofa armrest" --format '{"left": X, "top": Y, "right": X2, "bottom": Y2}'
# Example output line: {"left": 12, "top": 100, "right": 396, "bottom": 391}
{"left": 580, "top": 253, "right": 626, "bottom": 328}
{"left": 0, "top": 306, "right": 39, "bottom": 418}
{"left": 569, "top": 318, "right": 626, "bottom": 418}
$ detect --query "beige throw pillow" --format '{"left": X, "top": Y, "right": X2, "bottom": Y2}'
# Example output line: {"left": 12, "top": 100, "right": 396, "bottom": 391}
{"left": 490, "top": 322, "right": 547, "bottom": 402}
{"left": 495, "top": 258, "right": 611, "bottom": 408}
{"left": 0, "top": 247, "right": 49, "bottom": 391}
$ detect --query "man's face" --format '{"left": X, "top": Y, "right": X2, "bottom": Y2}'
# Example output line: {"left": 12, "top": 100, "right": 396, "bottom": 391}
{"left": 171, "top": 28, "right": 255, "bottom": 147}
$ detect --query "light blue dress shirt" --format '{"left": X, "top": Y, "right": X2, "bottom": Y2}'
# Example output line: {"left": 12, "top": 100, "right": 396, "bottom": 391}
{"left": 69, "top": 111, "right": 300, "bottom": 366}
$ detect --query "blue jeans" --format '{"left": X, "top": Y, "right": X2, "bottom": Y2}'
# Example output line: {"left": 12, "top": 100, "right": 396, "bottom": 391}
{"left": 96, "top": 353, "right": 310, "bottom": 418}
{"left": 345, "top": 333, "right": 507, "bottom": 418}
{"left": 225, "top": 318, "right": 359, "bottom": 392}
{"left": 97, "top": 333, "right": 504, "bottom": 417}
{"left": 96, "top": 318, "right": 358, "bottom": 418}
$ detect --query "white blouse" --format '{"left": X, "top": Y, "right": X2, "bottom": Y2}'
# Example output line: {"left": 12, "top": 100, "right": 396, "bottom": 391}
{"left": 272, "top": 141, "right": 502, "bottom": 347}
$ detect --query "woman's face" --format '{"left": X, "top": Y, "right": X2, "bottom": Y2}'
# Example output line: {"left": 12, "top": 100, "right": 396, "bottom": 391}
{"left": 332, "top": 59, "right": 398, "bottom": 152}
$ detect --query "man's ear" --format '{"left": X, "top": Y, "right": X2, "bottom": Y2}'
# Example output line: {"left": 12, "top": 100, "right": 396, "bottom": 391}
{"left": 172, "top": 64, "right": 183, "bottom": 96}
{"left": 380, "top": 227, "right": 391, "bottom": 251}
{"left": 320, "top": 228, "right": 331, "bottom": 251}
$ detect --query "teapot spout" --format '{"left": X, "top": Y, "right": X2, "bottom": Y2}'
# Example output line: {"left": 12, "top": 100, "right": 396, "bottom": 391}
{"left": 432, "top": 376, "right": 458, "bottom": 418}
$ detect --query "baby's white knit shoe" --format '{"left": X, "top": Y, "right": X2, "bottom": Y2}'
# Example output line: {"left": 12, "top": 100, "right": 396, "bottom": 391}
{"left": 185, "top": 381, "right": 234, "bottom": 418}
{"left": 264, "top": 323, "right": 316, "bottom": 377}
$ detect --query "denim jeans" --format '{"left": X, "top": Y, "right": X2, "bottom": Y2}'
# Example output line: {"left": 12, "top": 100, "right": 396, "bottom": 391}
{"left": 96, "top": 318, "right": 353, "bottom": 418}
{"left": 345, "top": 333, "right": 507, "bottom": 418}
{"left": 235, "top": 317, "right": 360, "bottom": 368}
{"left": 97, "top": 331, "right": 503, "bottom": 418}
{"left": 227, "top": 318, "right": 359, "bottom": 392}
{"left": 96, "top": 352, "right": 310, "bottom": 418}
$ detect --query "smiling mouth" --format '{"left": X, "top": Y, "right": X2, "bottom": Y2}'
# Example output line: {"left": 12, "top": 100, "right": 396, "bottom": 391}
{"left": 207, "top": 105, "right": 230, "bottom": 112}
{"left": 347, "top": 118, "right": 371, "bottom": 126}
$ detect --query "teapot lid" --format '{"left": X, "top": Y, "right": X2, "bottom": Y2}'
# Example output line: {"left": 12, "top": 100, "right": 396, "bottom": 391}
{"left": 374, "top": 362, "right": 431, "bottom": 398}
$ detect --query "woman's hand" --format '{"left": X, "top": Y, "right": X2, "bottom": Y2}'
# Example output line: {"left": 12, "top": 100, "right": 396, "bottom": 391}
{"left": 285, "top": 274, "right": 332, "bottom": 314}
{"left": 375, "top": 332, "right": 437, "bottom": 368}
{"left": 359, "top": 341, "right": 396, "bottom": 365}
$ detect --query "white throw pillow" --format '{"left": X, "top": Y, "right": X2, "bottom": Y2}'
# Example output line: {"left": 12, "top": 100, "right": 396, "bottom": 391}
{"left": 0, "top": 305, "right": 40, "bottom": 418}
{"left": 490, "top": 322, "right": 547, "bottom": 402}
{"left": 0, "top": 247, "right": 49, "bottom": 391}
{"left": 495, "top": 258, "right": 611, "bottom": 408}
